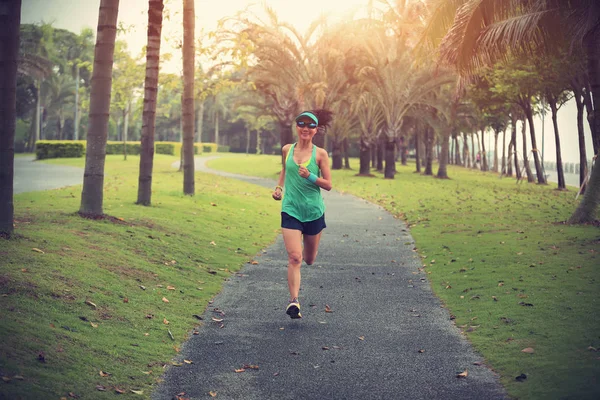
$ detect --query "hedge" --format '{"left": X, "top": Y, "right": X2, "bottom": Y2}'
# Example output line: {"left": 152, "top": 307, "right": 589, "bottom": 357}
{"left": 35, "top": 141, "right": 208, "bottom": 159}
{"left": 35, "top": 141, "right": 85, "bottom": 159}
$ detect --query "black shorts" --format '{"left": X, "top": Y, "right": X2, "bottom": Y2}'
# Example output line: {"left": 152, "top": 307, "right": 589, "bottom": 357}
{"left": 281, "top": 212, "right": 326, "bottom": 235}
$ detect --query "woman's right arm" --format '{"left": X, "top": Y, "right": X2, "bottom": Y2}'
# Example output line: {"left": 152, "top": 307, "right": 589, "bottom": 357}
{"left": 272, "top": 144, "right": 291, "bottom": 200}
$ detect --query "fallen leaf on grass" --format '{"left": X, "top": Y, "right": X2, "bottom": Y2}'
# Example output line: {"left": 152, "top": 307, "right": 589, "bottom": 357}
{"left": 114, "top": 387, "right": 126, "bottom": 394}
{"left": 162, "top": 297, "right": 170, "bottom": 303}
{"left": 32, "top": 248, "right": 45, "bottom": 254}
{"left": 210, "top": 241, "right": 216, "bottom": 246}
{"left": 492, "top": 296, "right": 498, "bottom": 301}
{"left": 456, "top": 370, "right": 468, "bottom": 378}
{"left": 96, "top": 385, "right": 106, "bottom": 391}
{"left": 130, "top": 389, "right": 143, "bottom": 395}
{"left": 167, "top": 286, "right": 175, "bottom": 290}
{"left": 13, "top": 375, "right": 24, "bottom": 380}
{"left": 588, "top": 346, "right": 598, "bottom": 352}
{"left": 515, "top": 373, "right": 527, "bottom": 382}
{"left": 2, "top": 377, "right": 11, "bottom": 382}
{"left": 123, "top": 298, "right": 129, "bottom": 303}
{"left": 521, "top": 347, "right": 534, "bottom": 354}
{"left": 99, "top": 371, "right": 111, "bottom": 377}
{"left": 85, "top": 300, "right": 97, "bottom": 309}
{"left": 163, "top": 318, "right": 169, "bottom": 325}
{"left": 90, "top": 322, "right": 98, "bottom": 328}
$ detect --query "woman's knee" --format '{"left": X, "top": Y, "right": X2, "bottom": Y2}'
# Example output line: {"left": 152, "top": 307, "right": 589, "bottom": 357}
{"left": 304, "top": 251, "right": 317, "bottom": 265}
{"left": 288, "top": 251, "right": 303, "bottom": 266}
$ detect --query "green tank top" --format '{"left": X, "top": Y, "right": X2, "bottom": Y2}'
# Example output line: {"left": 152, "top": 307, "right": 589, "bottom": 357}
{"left": 281, "top": 143, "right": 325, "bottom": 222}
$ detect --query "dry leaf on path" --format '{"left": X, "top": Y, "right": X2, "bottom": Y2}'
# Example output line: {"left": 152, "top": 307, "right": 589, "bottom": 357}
{"left": 457, "top": 369, "right": 468, "bottom": 378}
{"left": 325, "top": 305, "right": 333, "bottom": 313}
{"left": 209, "top": 391, "right": 217, "bottom": 397}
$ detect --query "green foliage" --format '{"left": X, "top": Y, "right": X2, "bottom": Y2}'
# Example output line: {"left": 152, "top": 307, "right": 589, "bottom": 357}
{"left": 105, "top": 142, "right": 141, "bottom": 155}
{"left": 1, "top": 155, "right": 279, "bottom": 398}
{"left": 155, "top": 143, "right": 175, "bottom": 155}
{"left": 202, "top": 143, "right": 217, "bottom": 153}
{"left": 217, "top": 145, "right": 230, "bottom": 153}
{"left": 35, "top": 141, "right": 84, "bottom": 159}
{"left": 208, "top": 154, "right": 600, "bottom": 400}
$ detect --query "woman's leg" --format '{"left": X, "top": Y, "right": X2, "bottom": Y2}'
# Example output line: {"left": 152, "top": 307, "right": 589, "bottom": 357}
{"left": 282, "top": 228, "right": 303, "bottom": 300}
{"left": 302, "top": 232, "right": 322, "bottom": 265}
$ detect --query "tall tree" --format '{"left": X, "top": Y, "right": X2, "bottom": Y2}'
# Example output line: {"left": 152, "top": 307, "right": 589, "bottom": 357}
{"left": 137, "top": 0, "right": 164, "bottom": 206}
{"left": 182, "top": 0, "right": 195, "bottom": 195}
{"left": 79, "top": 0, "right": 120, "bottom": 217}
{"left": 0, "top": 0, "right": 22, "bottom": 237}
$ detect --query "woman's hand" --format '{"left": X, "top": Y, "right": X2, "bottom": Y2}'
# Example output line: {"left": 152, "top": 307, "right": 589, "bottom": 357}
{"left": 298, "top": 165, "right": 310, "bottom": 178}
{"left": 272, "top": 186, "right": 282, "bottom": 201}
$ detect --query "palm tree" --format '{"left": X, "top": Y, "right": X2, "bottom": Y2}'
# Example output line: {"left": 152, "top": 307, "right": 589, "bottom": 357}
{"left": 182, "top": 0, "right": 195, "bottom": 195}
{"left": 137, "top": 0, "right": 164, "bottom": 206}
{"left": 79, "top": 0, "right": 120, "bottom": 217}
{"left": 0, "top": 0, "right": 22, "bottom": 237}
{"left": 426, "top": 0, "right": 600, "bottom": 222}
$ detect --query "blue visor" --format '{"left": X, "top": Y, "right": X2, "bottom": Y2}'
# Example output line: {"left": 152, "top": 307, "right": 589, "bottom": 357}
{"left": 295, "top": 111, "right": 318, "bottom": 125}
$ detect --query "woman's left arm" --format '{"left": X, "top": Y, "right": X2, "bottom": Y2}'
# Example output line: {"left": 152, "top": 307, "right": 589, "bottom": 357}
{"left": 316, "top": 148, "right": 332, "bottom": 191}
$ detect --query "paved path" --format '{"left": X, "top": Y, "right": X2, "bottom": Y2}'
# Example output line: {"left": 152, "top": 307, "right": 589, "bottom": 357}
{"left": 13, "top": 156, "right": 83, "bottom": 194}
{"left": 153, "top": 157, "right": 507, "bottom": 400}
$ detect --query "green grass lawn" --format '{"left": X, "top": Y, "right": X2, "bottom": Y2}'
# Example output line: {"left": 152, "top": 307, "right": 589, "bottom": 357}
{"left": 208, "top": 154, "right": 600, "bottom": 400}
{"left": 1, "top": 154, "right": 280, "bottom": 399}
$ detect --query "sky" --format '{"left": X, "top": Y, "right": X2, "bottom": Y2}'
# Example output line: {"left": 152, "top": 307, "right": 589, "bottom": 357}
{"left": 20, "top": 0, "right": 593, "bottom": 165}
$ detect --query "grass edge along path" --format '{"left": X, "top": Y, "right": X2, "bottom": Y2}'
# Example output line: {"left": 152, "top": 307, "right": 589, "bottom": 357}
{"left": 207, "top": 154, "right": 600, "bottom": 400}
{"left": 0, "top": 155, "right": 280, "bottom": 399}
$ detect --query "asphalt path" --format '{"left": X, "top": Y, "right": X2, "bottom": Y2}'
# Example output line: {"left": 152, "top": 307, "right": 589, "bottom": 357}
{"left": 13, "top": 156, "right": 83, "bottom": 194}
{"left": 153, "top": 157, "right": 508, "bottom": 400}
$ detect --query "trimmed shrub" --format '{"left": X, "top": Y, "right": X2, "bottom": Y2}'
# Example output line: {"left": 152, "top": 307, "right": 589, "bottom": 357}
{"left": 217, "top": 145, "right": 230, "bottom": 153}
{"left": 35, "top": 141, "right": 84, "bottom": 160}
{"left": 105, "top": 142, "right": 141, "bottom": 155}
{"left": 156, "top": 143, "right": 175, "bottom": 155}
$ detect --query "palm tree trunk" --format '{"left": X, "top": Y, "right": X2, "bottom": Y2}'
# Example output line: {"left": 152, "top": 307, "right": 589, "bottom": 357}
{"left": 463, "top": 133, "right": 470, "bottom": 168}
{"left": 480, "top": 128, "right": 488, "bottom": 171}
{"left": 415, "top": 129, "right": 421, "bottom": 173}
{"left": 436, "top": 129, "right": 450, "bottom": 179}
{"left": 122, "top": 102, "right": 129, "bottom": 160}
{"left": 376, "top": 136, "right": 384, "bottom": 172}
{"left": 331, "top": 138, "right": 343, "bottom": 170}
{"left": 79, "top": 0, "right": 119, "bottom": 217}
{"left": 492, "top": 130, "right": 499, "bottom": 172}
{"left": 0, "top": 0, "right": 21, "bottom": 237}
{"left": 245, "top": 126, "right": 250, "bottom": 154}
{"left": 196, "top": 100, "right": 204, "bottom": 143}
{"left": 137, "top": 0, "right": 163, "bottom": 206}
{"left": 358, "top": 136, "right": 371, "bottom": 175}
{"left": 573, "top": 85, "right": 588, "bottom": 190}
{"left": 424, "top": 126, "right": 433, "bottom": 175}
{"left": 548, "top": 98, "right": 565, "bottom": 190}
{"left": 582, "top": 83, "right": 598, "bottom": 156}
{"left": 214, "top": 110, "right": 219, "bottom": 146}
{"left": 182, "top": 0, "right": 195, "bottom": 195}
{"left": 384, "top": 139, "right": 395, "bottom": 179}
{"left": 501, "top": 130, "right": 506, "bottom": 176}
{"left": 521, "top": 118, "right": 534, "bottom": 183}
{"left": 343, "top": 137, "right": 351, "bottom": 169}
{"left": 523, "top": 102, "right": 546, "bottom": 184}
{"left": 74, "top": 65, "right": 80, "bottom": 140}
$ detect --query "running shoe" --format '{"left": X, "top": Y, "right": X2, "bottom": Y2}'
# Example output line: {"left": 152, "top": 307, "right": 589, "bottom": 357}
{"left": 286, "top": 299, "right": 302, "bottom": 319}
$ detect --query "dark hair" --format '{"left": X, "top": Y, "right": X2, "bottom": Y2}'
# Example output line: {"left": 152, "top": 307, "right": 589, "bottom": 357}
{"left": 310, "top": 109, "right": 333, "bottom": 128}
